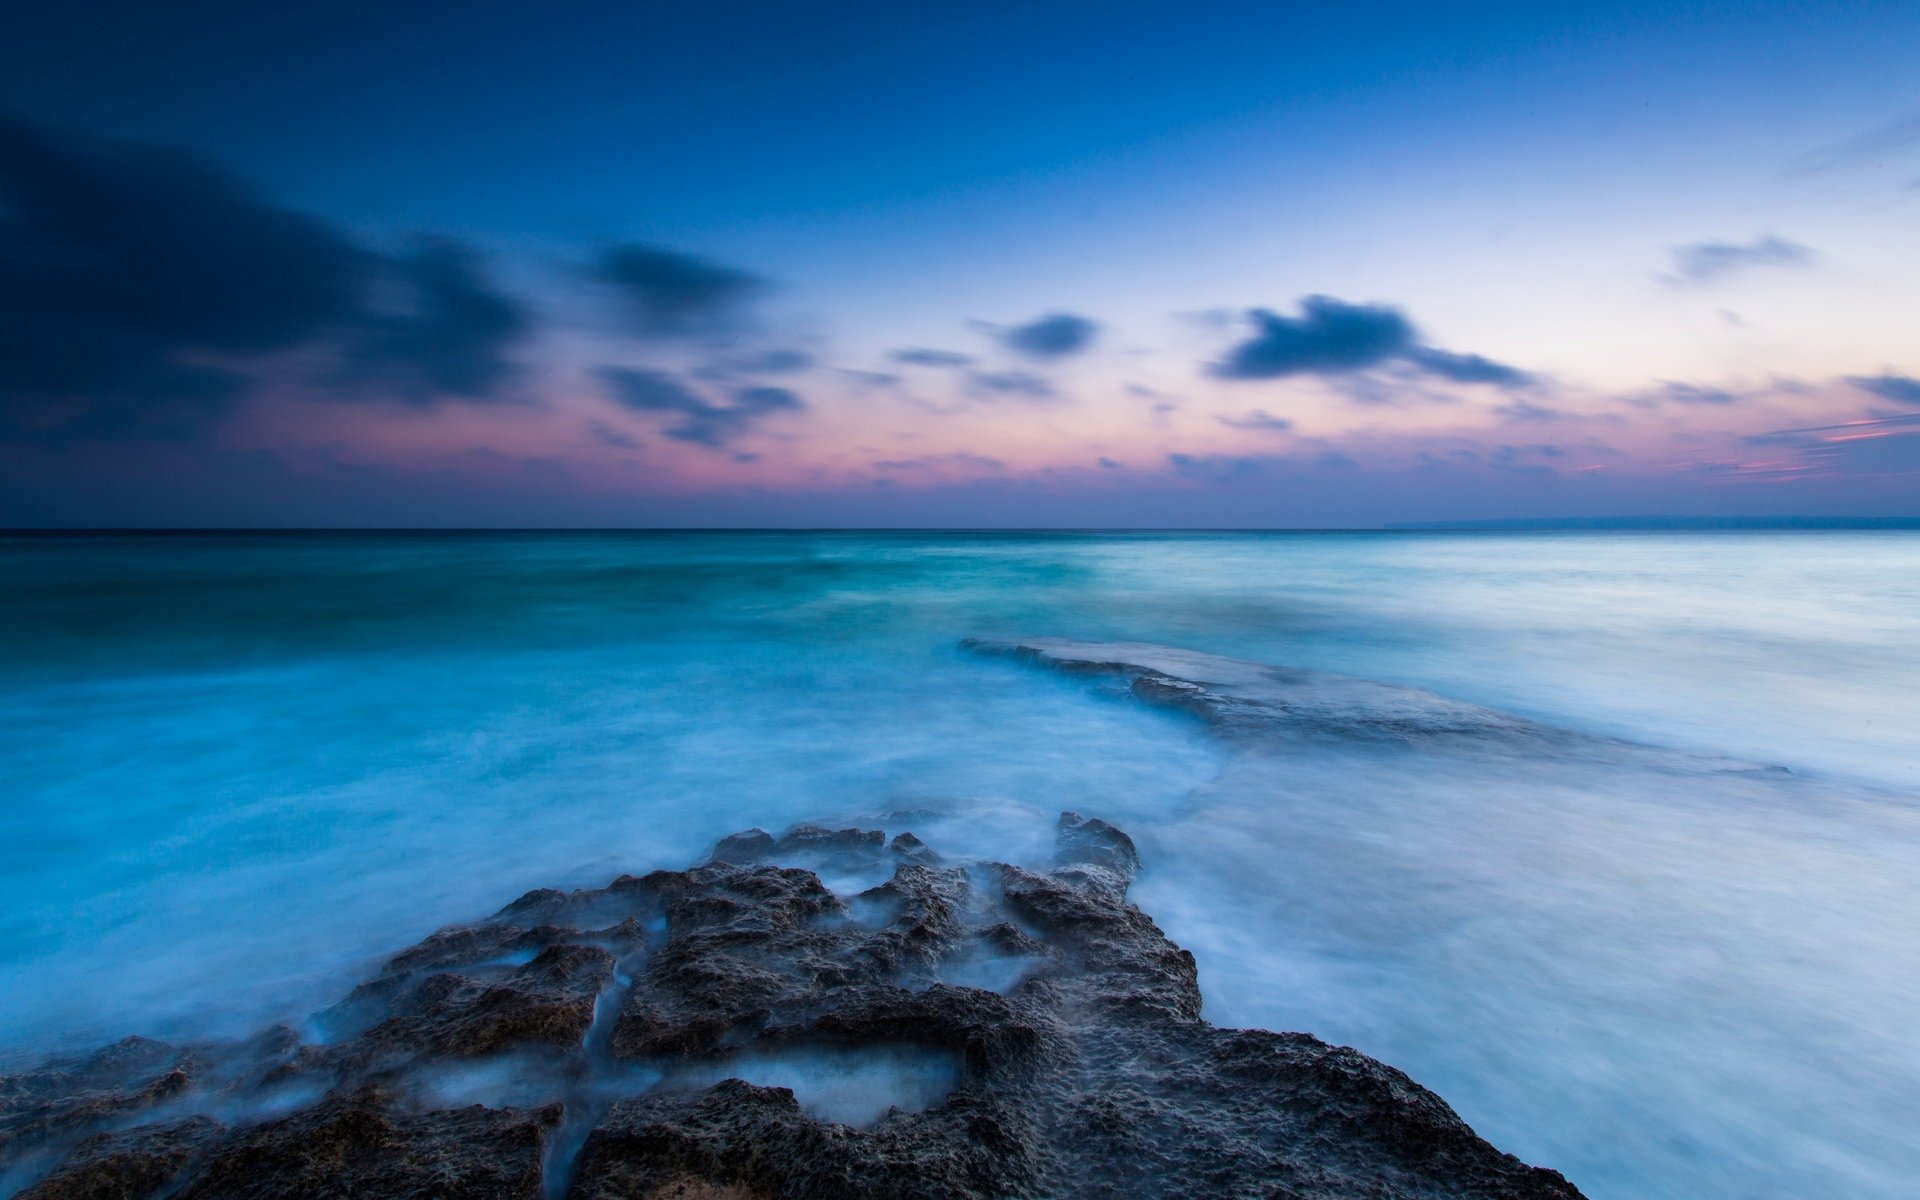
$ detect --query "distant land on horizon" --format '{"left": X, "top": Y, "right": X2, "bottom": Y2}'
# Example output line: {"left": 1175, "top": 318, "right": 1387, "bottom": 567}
{"left": 1386, "top": 516, "right": 1920, "bottom": 531}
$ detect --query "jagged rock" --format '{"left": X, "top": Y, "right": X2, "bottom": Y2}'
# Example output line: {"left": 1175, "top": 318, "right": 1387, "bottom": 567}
{"left": 3, "top": 819, "right": 1583, "bottom": 1200}
{"left": 1055, "top": 811, "right": 1140, "bottom": 880}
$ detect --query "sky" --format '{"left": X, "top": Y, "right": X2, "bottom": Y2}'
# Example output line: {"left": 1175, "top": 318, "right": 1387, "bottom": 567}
{"left": 2, "top": 0, "right": 1919, "bottom": 527}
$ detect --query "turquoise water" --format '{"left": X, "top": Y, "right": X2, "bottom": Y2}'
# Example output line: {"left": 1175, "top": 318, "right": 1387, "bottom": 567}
{"left": 2, "top": 531, "right": 1917, "bottom": 1198}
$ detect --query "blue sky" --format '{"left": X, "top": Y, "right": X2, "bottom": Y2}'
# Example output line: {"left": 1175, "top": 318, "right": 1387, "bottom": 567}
{"left": 3, "top": 0, "right": 1919, "bottom": 525}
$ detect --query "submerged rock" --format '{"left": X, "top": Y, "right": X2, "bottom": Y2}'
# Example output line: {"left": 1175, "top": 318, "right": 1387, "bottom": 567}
{"left": 3, "top": 816, "right": 1584, "bottom": 1199}
{"left": 962, "top": 636, "right": 1568, "bottom": 747}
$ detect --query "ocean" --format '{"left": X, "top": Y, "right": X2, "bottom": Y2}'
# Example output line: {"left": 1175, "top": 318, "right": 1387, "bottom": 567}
{"left": 2, "top": 530, "right": 1916, "bottom": 1199}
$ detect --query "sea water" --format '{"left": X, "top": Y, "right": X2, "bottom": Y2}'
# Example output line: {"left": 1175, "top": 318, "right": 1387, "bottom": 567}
{"left": 1, "top": 530, "right": 1916, "bottom": 1199}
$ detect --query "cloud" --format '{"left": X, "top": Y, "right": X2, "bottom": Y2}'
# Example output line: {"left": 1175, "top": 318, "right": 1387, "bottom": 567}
{"left": 1402, "top": 347, "right": 1534, "bottom": 387}
{"left": 1789, "top": 113, "right": 1920, "bottom": 177}
{"left": 1653, "top": 381, "right": 1742, "bottom": 405}
{"left": 587, "top": 419, "right": 641, "bottom": 449}
{"left": 712, "top": 347, "right": 814, "bottom": 375}
{"left": 1743, "top": 413, "right": 1920, "bottom": 477}
{"left": 594, "top": 243, "right": 764, "bottom": 336}
{"left": 1747, "top": 413, "right": 1920, "bottom": 445}
{"left": 328, "top": 237, "right": 528, "bottom": 404}
{"left": 836, "top": 368, "right": 900, "bottom": 387}
{"left": 1167, "top": 452, "right": 1280, "bottom": 481}
{"left": 1210, "top": 295, "right": 1529, "bottom": 388}
{"left": 969, "top": 370, "right": 1055, "bottom": 399}
{"left": 1663, "top": 236, "right": 1814, "bottom": 286}
{"left": 596, "top": 367, "right": 803, "bottom": 448}
{"left": 1494, "top": 398, "right": 1565, "bottom": 423}
{"left": 889, "top": 347, "right": 976, "bottom": 368}
{"left": 1488, "top": 443, "right": 1568, "bottom": 476}
{"left": 0, "top": 116, "right": 365, "bottom": 439}
{"left": 1212, "top": 297, "right": 1412, "bottom": 378}
{"left": 1846, "top": 373, "right": 1920, "bottom": 405}
{"left": 873, "top": 452, "right": 1006, "bottom": 471}
{"left": 0, "top": 118, "right": 555, "bottom": 440}
{"left": 1000, "top": 312, "right": 1098, "bottom": 359}
{"left": 1217, "top": 409, "right": 1294, "bottom": 432}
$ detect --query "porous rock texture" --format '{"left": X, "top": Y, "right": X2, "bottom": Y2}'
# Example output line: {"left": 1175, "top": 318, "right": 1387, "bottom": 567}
{"left": 3, "top": 815, "right": 1584, "bottom": 1200}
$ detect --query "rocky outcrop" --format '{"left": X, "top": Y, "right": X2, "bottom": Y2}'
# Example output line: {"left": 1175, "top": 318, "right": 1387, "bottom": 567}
{"left": 3, "top": 816, "right": 1584, "bottom": 1200}
{"left": 962, "top": 637, "right": 1570, "bottom": 747}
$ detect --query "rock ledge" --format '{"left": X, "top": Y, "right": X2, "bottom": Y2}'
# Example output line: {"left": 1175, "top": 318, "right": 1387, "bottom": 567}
{"left": 3, "top": 815, "right": 1583, "bottom": 1200}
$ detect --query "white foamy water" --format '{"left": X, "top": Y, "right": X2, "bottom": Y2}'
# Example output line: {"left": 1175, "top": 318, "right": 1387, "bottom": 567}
{"left": 2, "top": 530, "right": 1916, "bottom": 1199}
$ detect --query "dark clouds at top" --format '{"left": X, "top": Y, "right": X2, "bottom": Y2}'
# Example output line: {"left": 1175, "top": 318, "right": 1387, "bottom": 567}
{"left": 1211, "top": 295, "right": 1532, "bottom": 388}
{"left": 0, "top": 116, "right": 365, "bottom": 438}
{"left": 594, "top": 244, "right": 765, "bottom": 337}
{"left": 0, "top": 117, "right": 535, "bottom": 439}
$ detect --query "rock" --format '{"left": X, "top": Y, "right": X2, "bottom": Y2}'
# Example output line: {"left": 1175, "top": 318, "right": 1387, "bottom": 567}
{"left": 1, "top": 1038, "right": 198, "bottom": 1177}
{"left": 16, "top": 1117, "right": 223, "bottom": 1200}
{"left": 178, "top": 1087, "right": 556, "bottom": 1200}
{"left": 1054, "top": 811, "right": 1140, "bottom": 881}
{"left": 963, "top": 637, "right": 1571, "bottom": 747}
{"left": 1, "top": 818, "right": 1585, "bottom": 1199}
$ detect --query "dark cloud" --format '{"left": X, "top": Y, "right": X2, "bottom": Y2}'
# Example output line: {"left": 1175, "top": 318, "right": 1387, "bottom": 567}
{"left": 970, "top": 370, "right": 1055, "bottom": 399}
{"left": 329, "top": 238, "right": 528, "bottom": 404}
{"left": 1097, "top": 456, "right": 1123, "bottom": 469}
{"left": 0, "top": 116, "right": 365, "bottom": 438}
{"left": 1212, "top": 297, "right": 1413, "bottom": 378}
{"left": 1217, "top": 409, "right": 1294, "bottom": 432}
{"left": 1211, "top": 295, "right": 1529, "bottom": 388}
{"left": 1001, "top": 312, "right": 1098, "bottom": 359}
{"left": 889, "top": 347, "right": 976, "bottom": 367}
{"left": 1847, "top": 373, "right": 1920, "bottom": 404}
{"left": 1402, "top": 347, "right": 1534, "bottom": 387}
{"left": 595, "top": 243, "right": 764, "bottom": 336}
{"left": 1664, "top": 236, "right": 1814, "bottom": 286}
{"left": 596, "top": 366, "right": 803, "bottom": 447}
{"left": 0, "top": 118, "right": 549, "bottom": 439}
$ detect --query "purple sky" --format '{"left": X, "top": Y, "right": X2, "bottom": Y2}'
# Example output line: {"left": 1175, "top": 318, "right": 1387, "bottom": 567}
{"left": 3, "top": 0, "right": 1918, "bottom": 526}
